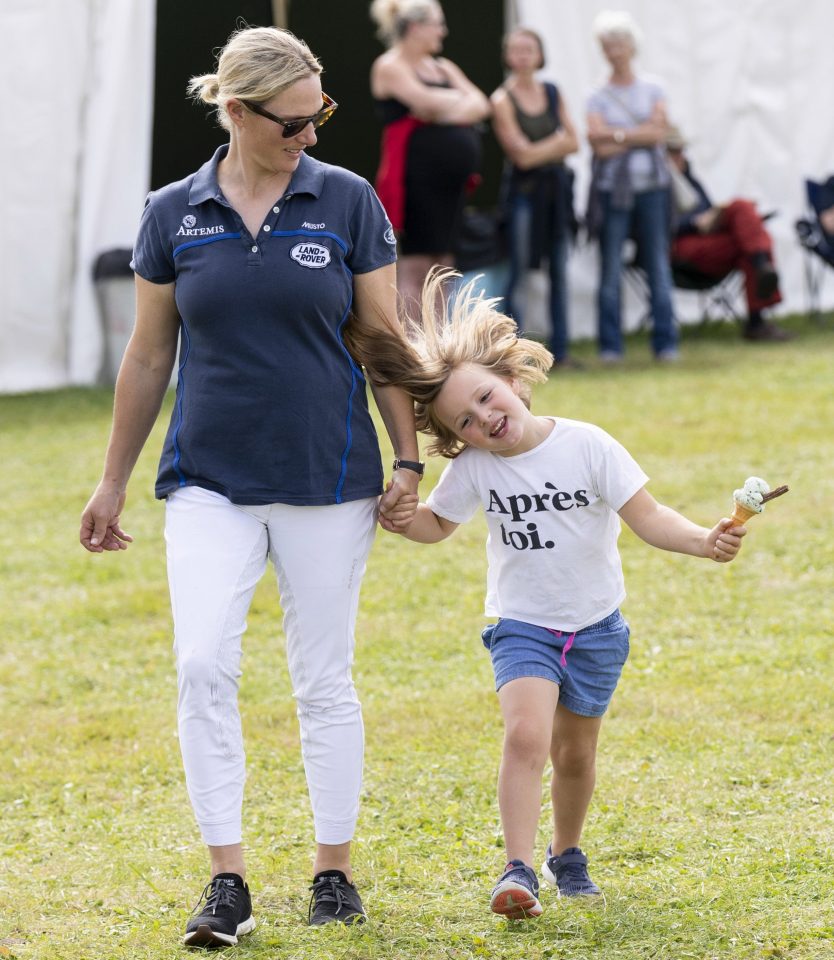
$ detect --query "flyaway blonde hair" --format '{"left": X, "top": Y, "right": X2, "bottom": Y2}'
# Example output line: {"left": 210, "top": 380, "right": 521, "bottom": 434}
{"left": 348, "top": 269, "right": 553, "bottom": 458}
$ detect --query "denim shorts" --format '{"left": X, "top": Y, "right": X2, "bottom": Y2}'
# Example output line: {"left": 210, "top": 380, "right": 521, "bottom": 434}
{"left": 481, "top": 610, "right": 630, "bottom": 717}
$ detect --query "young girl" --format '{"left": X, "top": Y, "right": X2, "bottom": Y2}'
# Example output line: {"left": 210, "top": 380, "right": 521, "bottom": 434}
{"left": 370, "top": 271, "right": 746, "bottom": 920}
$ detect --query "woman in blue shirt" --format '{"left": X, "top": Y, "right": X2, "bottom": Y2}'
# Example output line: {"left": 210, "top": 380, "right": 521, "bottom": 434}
{"left": 80, "top": 26, "right": 419, "bottom": 947}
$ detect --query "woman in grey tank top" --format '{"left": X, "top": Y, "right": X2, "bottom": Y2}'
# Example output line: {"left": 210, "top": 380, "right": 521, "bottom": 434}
{"left": 491, "top": 28, "right": 579, "bottom": 367}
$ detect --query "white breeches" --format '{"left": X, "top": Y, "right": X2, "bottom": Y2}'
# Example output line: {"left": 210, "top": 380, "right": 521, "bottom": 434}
{"left": 164, "top": 485, "right": 376, "bottom": 847}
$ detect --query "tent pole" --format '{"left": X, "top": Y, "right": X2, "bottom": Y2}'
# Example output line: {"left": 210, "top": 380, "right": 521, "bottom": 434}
{"left": 271, "top": 0, "right": 289, "bottom": 28}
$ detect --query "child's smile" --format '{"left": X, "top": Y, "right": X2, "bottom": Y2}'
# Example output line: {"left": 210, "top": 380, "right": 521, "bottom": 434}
{"left": 434, "top": 363, "right": 552, "bottom": 456}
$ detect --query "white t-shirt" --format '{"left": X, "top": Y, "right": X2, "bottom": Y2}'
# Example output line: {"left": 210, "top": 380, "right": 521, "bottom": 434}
{"left": 426, "top": 418, "right": 648, "bottom": 632}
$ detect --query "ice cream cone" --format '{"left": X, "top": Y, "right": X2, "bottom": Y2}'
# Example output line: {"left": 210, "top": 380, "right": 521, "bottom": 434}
{"left": 729, "top": 502, "right": 759, "bottom": 526}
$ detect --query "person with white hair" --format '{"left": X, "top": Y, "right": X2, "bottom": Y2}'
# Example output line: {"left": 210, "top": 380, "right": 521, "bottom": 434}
{"left": 586, "top": 10, "right": 677, "bottom": 362}
{"left": 370, "top": 0, "right": 491, "bottom": 314}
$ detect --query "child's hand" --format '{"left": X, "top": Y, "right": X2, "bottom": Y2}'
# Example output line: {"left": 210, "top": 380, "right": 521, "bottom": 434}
{"left": 378, "top": 482, "right": 420, "bottom": 534}
{"left": 708, "top": 518, "right": 746, "bottom": 562}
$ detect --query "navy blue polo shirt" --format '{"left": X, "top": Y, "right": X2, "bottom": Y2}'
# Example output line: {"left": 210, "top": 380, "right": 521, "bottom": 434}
{"left": 131, "top": 146, "right": 397, "bottom": 505}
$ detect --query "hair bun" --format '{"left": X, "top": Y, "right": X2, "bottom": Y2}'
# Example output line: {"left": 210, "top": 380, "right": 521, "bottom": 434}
{"left": 187, "top": 73, "right": 221, "bottom": 105}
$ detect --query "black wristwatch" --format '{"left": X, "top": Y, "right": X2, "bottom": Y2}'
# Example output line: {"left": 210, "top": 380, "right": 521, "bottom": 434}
{"left": 392, "top": 458, "right": 425, "bottom": 478}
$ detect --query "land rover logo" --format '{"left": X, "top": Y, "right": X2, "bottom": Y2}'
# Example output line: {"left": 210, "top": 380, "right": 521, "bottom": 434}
{"left": 290, "top": 242, "right": 331, "bottom": 268}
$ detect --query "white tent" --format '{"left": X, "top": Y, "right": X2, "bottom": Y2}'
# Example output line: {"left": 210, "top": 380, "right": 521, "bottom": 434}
{"left": 2, "top": 1, "right": 832, "bottom": 394}
{"left": 0, "top": 0, "right": 154, "bottom": 393}
{"left": 513, "top": 0, "right": 834, "bottom": 338}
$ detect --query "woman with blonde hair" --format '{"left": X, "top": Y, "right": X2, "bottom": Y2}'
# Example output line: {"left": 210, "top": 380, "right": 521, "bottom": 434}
{"left": 362, "top": 270, "right": 746, "bottom": 919}
{"left": 80, "top": 25, "right": 420, "bottom": 946}
{"left": 370, "top": 0, "right": 490, "bottom": 313}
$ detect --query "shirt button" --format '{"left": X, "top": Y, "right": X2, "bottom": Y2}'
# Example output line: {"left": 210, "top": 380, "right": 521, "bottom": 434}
{"left": 263, "top": 224, "right": 270, "bottom": 231}
{"left": 272, "top": 206, "right": 280, "bottom": 214}
{"left": 251, "top": 245, "right": 258, "bottom": 253}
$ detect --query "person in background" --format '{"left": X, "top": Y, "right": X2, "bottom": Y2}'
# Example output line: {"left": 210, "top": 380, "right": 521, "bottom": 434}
{"left": 370, "top": 0, "right": 491, "bottom": 314}
{"left": 80, "top": 26, "right": 420, "bottom": 947}
{"left": 491, "top": 27, "right": 580, "bottom": 368}
{"left": 586, "top": 10, "right": 676, "bottom": 362}
{"left": 667, "top": 126, "right": 791, "bottom": 342}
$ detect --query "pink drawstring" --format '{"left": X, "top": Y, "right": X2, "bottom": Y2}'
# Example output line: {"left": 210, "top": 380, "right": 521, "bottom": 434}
{"left": 547, "top": 629, "right": 577, "bottom": 667}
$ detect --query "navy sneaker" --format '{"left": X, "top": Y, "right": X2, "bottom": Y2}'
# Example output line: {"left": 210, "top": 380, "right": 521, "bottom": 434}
{"left": 308, "top": 870, "right": 367, "bottom": 926}
{"left": 541, "top": 846, "right": 602, "bottom": 897}
{"left": 183, "top": 873, "right": 255, "bottom": 947}
{"left": 489, "top": 859, "right": 543, "bottom": 920}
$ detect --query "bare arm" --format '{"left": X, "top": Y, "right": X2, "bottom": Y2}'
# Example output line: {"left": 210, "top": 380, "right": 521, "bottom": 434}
{"left": 587, "top": 99, "right": 668, "bottom": 158}
{"left": 372, "top": 54, "right": 490, "bottom": 125}
{"left": 352, "top": 264, "right": 420, "bottom": 530}
{"left": 399, "top": 503, "right": 459, "bottom": 543}
{"left": 618, "top": 487, "right": 745, "bottom": 563}
{"left": 79, "top": 276, "right": 180, "bottom": 552}
{"left": 491, "top": 87, "right": 578, "bottom": 170}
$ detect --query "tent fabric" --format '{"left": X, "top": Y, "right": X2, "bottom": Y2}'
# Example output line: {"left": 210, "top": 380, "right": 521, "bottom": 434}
{"left": 0, "top": 0, "right": 154, "bottom": 393}
{"left": 3, "top": 2, "right": 834, "bottom": 392}
{"left": 512, "top": 0, "right": 834, "bottom": 340}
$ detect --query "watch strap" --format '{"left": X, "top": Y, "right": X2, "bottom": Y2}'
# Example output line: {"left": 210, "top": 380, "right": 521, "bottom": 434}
{"left": 392, "top": 458, "right": 425, "bottom": 477}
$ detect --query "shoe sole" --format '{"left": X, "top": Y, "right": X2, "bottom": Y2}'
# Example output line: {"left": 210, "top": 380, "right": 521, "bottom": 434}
{"left": 490, "top": 881, "right": 543, "bottom": 920}
{"left": 183, "top": 916, "right": 255, "bottom": 947}
{"left": 309, "top": 912, "right": 367, "bottom": 927}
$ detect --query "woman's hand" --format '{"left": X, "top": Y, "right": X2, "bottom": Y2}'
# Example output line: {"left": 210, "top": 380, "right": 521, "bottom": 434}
{"left": 80, "top": 483, "right": 133, "bottom": 553}
{"left": 378, "top": 475, "right": 420, "bottom": 532}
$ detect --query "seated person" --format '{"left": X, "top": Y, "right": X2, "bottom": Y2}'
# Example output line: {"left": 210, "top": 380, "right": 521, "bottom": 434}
{"left": 667, "top": 126, "right": 790, "bottom": 341}
{"left": 796, "top": 175, "right": 834, "bottom": 267}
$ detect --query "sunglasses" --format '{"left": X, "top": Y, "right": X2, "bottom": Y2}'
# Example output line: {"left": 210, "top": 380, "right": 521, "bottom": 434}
{"left": 241, "top": 93, "right": 338, "bottom": 138}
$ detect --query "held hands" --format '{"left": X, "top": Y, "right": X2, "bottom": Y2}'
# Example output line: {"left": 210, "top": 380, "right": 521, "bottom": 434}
{"left": 378, "top": 473, "right": 420, "bottom": 534}
{"left": 708, "top": 518, "right": 746, "bottom": 563}
{"left": 79, "top": 484, "right": 134, "bottom": 553}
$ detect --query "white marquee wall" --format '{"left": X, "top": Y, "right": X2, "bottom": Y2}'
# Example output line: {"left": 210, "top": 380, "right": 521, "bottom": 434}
{"left": 0, "top": 0, "right": 154, "bottom": 393}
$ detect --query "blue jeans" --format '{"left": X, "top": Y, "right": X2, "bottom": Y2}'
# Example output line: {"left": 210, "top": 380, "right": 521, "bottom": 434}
{"left": 504, "top": 193, "right": 570, "bottom": 361}
{"left": 598, "top": 188, "right": 677, "bottom": 356}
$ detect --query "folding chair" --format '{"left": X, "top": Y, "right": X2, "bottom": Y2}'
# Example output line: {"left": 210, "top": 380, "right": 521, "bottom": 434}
{"left": 623, "top": 251, "right": 744, "bottom": 330}
{"left": 795, "top": 177, "right": 834, "bottom": 319}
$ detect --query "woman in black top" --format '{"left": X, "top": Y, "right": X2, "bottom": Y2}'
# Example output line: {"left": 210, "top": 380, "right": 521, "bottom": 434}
{"left": 491, "top": 27, "right": 579, "bottom": 366}
{"left": 370, "top": 0, "right": 490, "bottom": 313}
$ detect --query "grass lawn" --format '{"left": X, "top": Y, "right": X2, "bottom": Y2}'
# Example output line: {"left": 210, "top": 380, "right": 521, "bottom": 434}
{"left": 1, "top": 316, "right": 833, "bottom": 959}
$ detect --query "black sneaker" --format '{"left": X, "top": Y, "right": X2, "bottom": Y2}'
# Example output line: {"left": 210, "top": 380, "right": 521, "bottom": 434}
{"left": 308, "top": 870, "right": 367, "bottom": 926}
{"left": 183, "top": 873, "right": 255, "bottom": 948}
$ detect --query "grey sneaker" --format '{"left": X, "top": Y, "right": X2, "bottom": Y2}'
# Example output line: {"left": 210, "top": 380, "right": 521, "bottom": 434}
{"left": 541, "top": 846, "right": 602, "bottom": 897}
{"left": 489, "top": 859, "right": 543, "bottom": 919}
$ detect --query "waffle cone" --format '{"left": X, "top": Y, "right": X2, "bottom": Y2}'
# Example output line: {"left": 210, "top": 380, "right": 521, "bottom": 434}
{"left": 729, "top": 502, "right": 759, "bottom": 525}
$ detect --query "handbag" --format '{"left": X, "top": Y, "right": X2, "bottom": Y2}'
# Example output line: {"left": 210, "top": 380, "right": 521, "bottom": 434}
{"left": 453, "top": 206, "right": 507, "bottom": 272}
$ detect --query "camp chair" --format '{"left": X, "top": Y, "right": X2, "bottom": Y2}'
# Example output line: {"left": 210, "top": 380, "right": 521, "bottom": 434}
{"left": 795, "top": 176, "right": 834, "bottom": 319}
{"left": 623, "top": 243, "right": 744, "bottom": 330}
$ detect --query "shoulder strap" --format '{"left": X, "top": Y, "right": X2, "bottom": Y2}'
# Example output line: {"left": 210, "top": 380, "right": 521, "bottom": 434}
{"left": 544, "top": 81, "right": 559, "bottom": 119}
{"left": 602, "top": 85, "right": 640, "bottom": 124}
